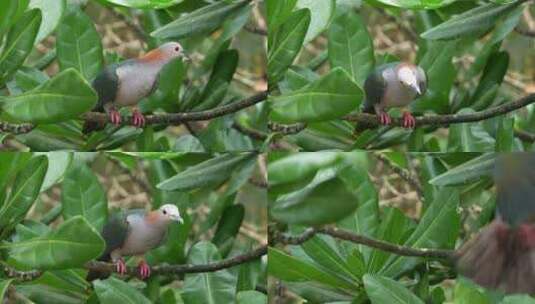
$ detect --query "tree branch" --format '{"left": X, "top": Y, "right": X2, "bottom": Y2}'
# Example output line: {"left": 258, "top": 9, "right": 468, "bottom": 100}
{"left": 275, "top": 227, "right": 453, "bottom": 260}
{"left": 374, "top": 152, "right": 424, "bottom": 199}
{"left": 345, "top": 93, "right": 535, "bottom": 129}
{"left": 2, "top": 245, "right": 266, "bottom": 281}
{"left": 0, "top": 91, "right": 268, "bottom": 135}
{"left": 514, "top": 128, "right": 535, "bottom": 142}
{"left": 244, "top": 25, "right": 267, "bottom": 36}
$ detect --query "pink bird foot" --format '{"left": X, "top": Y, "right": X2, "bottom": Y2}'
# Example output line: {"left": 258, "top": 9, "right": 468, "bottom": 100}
{"left": 132, "top": 110, "right": 146, "bottom": 128}
{"left": 115, "top": 258, "right": 127, "bottom": 275}
{"left": 402, "top": 111, "right": 416, "bottom": 129}
{"left": 378, "top": 112, "right": 392, "bottom": 125}
{"left": 109, "top": 109, "right": 122, "bottom": 126}
{"left": 138, "top": 260, "right": 151, "bottom": 279}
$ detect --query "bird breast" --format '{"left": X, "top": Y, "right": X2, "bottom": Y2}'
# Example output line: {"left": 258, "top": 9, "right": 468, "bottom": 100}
{"left": 119, "top": 214, "right": 166, "bottom": 256}
{"left": 115, "top": 62, "right": 161, "bottom": 106}
{"left": 382, "top": 69, "right": 417, "bottom": 108}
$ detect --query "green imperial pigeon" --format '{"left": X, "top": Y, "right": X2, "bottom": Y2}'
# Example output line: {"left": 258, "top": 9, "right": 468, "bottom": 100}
{"left": 456, "top": 153, "right": 535, "bottom": 294}
{"left": 360, "top": 62, "right": 427, "bottom": 129}
{"left": 86, "top": 204, "right": 184, "bottom": 281}
{"left": 83, "top": 42, "right": 188, "bottom": 133}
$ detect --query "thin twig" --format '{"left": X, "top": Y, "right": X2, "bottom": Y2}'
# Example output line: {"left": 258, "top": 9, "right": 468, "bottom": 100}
{"left": 276, "top": 227, "right": 454, "bottom": 260}
{"left": 346, "top": 93, "right": 535, "bottom": 129}
{"left": 233, "top": 122, "right": 268, "bottom": 140}
{"left": 374, "top": 152, "right": 424, "bottom": 198}
{"left": 268, "top": 122, "right": 307, "bottom": 135}
{"left": 108, "top": 157, "right": 151, "bottom": 194}
{"left": 244, "top": 25, "right": 267, "bottom": 36}
{"left": 514, "top": 128, "right": 535, "bottom": 142}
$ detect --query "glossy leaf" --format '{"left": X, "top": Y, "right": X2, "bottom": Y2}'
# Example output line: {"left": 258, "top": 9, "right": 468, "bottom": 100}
{"left": 29, "top": 0, "right": 66, "bottom": 43}
{"left": 268, "top": 247, "right": 356, "bottom": 290}
{"left": 268, "top": 9, "right": 311, "bottom": 85}
{"left": 366, "top": 0, "right": 456, "bottom": 9}
{"left": 102, "top": 0, "right": 183, "bottom": 9}
{"left": 0, "top": 279, "right": 13, "bottom": 301}
{"left": 296, "top": 0, "right": 335, "bottom": 43}
{"left": 0, "top": 9, "right": 41, "bottom": 83}
{"left": 4, "top": 216, "right": 105, "bottom": 270}
{"left": 364, "top": 274, "right": 424, "bottom": 304}
{"left": 212, "top": 204, "right": 244, "bottom": 257}
{"left": 328, "top": 11, "right": 374, "bottom": 86}
{"left": 94, "top": 277, "right": 151, "bottom": 304}
{"left": 182, "top": 242, "right": 235, "bottom": 304}
{"left": 0, "top": 0, "right": 29, "bottom": 38}
{"left": 429, "top": 153, "right": 495, "bottom": 186}
{"left": 236, "top": 291, "right": 267, "bottom": 304}
{"left": 151, "top": 1, "right": 249, "bottom": 39}
{"left": 270, "top": 68, "right": 362, "bottom": 123}
{"left": 38, "top": 152, "right": 72, "bottom": 192}
{"left": 448, "top": 110, "right": 496, "bottom": 152}
{"left": 0, "top": 156, "right": 48, "bottom": 233}
{"left": 421, "top": 2, "right": 520, "bottom": 40}
{"left": 0, "top": 69, "right": 97, "bottom": 124}
{"left": 266, "top": 0, "right": 297, "bottom": 31}
{"left": 157, "top": 153, "right": 255, "bottom": 191}
{"left": 61, "top": 163, "right": 108, "bottom": 231}
{"left": 57, "top": 9, "right": 103, "bottom": 80}
{"left": 268, "top": 152, "right": 341, "bottom": 186}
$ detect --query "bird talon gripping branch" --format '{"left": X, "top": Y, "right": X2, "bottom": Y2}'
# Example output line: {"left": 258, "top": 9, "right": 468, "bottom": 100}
{"left": 138, "top": 260, "right": 151, "bottom": 279}
{"left": 402, "top": 111, "right": 416, "bottom": 128}
{"left": 132, "top": 110, "right": 146, "bottom": 128}
{"left": 83, "top": 42, "right": 189, "bottom": 134}
{"left": 109, "top": 109, "right": 122, "bottom": 126}
{"left": 116, "top": 258, "right": 127, "bottom": 275}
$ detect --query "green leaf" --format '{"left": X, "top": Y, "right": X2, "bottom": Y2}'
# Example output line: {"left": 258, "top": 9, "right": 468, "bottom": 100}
{"left": 4, "top": 216, "right": 105, "bottom": 270}
{"left": 236, "top": 291, "right": 267, "bottom": 304}
{"left": 501, "top": 295, "right": 535, "bottom": 304}
{"left": 365, "top": 0, "right": 456, "bottom": 9}
{"left": 266, "top": 0, "right": 297, "bottom": 31}
{"left": 270, "top": 166, "right": 360, "bottom": 225}
{"left": 296, "top": 0, "right": 335, "bottom": 43}
{"left": 29, "top": 0, "right": 66, "bottom": 43}
{"left": 0, "top": 279, "right": 13, "bottom": 301}
{"left": 496, "top": 116, "right": 514, "bottom": 152}
{"left": 470, "top": 51, "right": 509, "bottom": 110}
{"left": 195, "top": 50, "right": 238, "bottom": 111}
{"left": 0, "top": 155, "right": 48, "bottom": 233}
{"left": 381, "top": 190, "right": 460, "bottom": 277}
{"left": 269, "top": 68, "right": 362, "bottom": 123}
{"left": 102, "top": 0, "right": 183, "bottom": 9}
{"left": 453, "top": 279, "right": 490, "bottom": 304}
{"left": 157, "top": 153, "right": 255, "bottom": 191}
{"left": 328, "top": 11, "right": 374, "bottom": 86}
{"left": 268, "top": 247, "right": 356, "bottom": 291}
{"left": 56, "top": 9, "right": 103, "bottom": 80}
{"left": 0, "top": 9, "right": 41, "bottom": 83}
{"left": 429, "top": 153, "right": 495, "bottom": 186}
{"left": 421, "top": 2, "right": 521, "bottom": 40}
{"left": 268, "top": 152, "right": 341, "bottom": 186}
{"left": 182, "top": 242, "right": 236, "bottom": 304}
{"left": 61, "top": 163, "right": 108, "bottom": 231}
{"left": 363, "top": 274, "right": 425, "bottom": 304}
{"left": 0, "top": 0, "right": 29, "bottom": 38}
{"left": 448, "top": 110, "right": 496, "bottom": 152}
{"left": 151, "top": 1, "right": 249, "bottom": 39}
{"left": 94, "top": 277, "right": 152, "bottom": 304}
{"left": 0, "top": 68, "right": 97, "bottom": 124}
{"left": 212, "top": 204, "right": 244, "bottom": 258}
{"left": 268, "top": 8, "right": 311, "bottom": 85}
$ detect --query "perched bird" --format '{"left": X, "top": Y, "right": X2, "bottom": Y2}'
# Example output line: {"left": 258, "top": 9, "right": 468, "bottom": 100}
{"left": 86, "top": 204, "right": 184, "bottom": 281}
{"left": 358, "top": 62, "right": 427, "bottom": 130}
{"left": 456, "top": 153, "right": 535, "bottom": 294}
{"left": 83, "top": 42, "right": 188, "bottom": 134}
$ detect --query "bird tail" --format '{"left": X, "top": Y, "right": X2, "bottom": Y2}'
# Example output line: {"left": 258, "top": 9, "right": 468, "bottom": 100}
{"left": 82, "top": 103, "right": 105, "bottom": 135}
{"left": 86, "top": 254, "right": 111, "bottom": 281}
{"left": 353, "top": 101, "right": 375, "bottom": 134}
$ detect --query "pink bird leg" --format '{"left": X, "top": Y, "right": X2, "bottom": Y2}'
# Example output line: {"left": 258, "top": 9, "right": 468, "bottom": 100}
{"left": 138, "top": 260, "right": 151, "bottom": 279}
{"left": 402, "top": 111, "right": 416, "bottom": 128}
{"left": 378, "top": 111, "right": 392, "bottom": 125}
{"left": 115, "top": 258, "right": 127, "bottom": 275}
{"left": 109, "top": 109, "right": 122, "bottom": 126}
{"left": 132, "top": 109, "right": 146, "bottom": 128}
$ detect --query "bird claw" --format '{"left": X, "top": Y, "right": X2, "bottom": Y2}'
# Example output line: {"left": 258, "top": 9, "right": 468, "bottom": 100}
{"left": 138, "top": 260, "right": 151, "bottom": 279}
{"left": 402, "top": 112, "right": 416, "bottom": 129}
{"left": 132, "top": 110, "right": 146, "bottom": 128}
{"left": 115, "top": 258, "right": 127, "bottom": 275}
{"left": 109, "top": 110, "right": 122, "bottom": 126}
{"left": 378, "top": 112, "right": 392, "bottom": 125}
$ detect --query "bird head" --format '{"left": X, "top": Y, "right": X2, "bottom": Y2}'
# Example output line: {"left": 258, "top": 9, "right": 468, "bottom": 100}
{"left": 141, "top": 42, "right": 190, "bottom": 63}
{"left": 158, "top": 204, "right": 184, "bottom": 224}
{"left": 397, "top": 64, "right": 426, "bottom": 97}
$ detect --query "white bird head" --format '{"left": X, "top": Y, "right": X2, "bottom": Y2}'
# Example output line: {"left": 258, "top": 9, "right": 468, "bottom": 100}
{"left": 159, "top": 42, "right": 189, "bottom": 61}
{"left": 397, "top": 64, "right": 425, "bottom": 96}
{"left": 158, "top": 204, "right": 184, "bottom": 224}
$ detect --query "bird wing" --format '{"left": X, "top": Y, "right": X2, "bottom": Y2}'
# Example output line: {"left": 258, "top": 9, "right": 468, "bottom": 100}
{"left": 99, "top": 210, "right": 131, "bottom": 260}
{"left": 91, "top": 64, "right": 120, "bottom": 112}
{"left": 494, "top": 153, "right": 535, "bottom": 226}
{"left": 362, "top": 70, "right": 386, "bottom": 113}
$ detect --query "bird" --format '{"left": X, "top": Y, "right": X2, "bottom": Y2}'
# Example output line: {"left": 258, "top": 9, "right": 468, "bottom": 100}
{"left": 456, "top": 153, "right": 535, "bottom": 294}
{"left": 82, "top": 42, "right": 189, "bottom": 134}
{"left": 357, "top": 62, "right": 427, "bottom": 131}
{"left": 86, "top": 204, "right": 184, "bottom": 281}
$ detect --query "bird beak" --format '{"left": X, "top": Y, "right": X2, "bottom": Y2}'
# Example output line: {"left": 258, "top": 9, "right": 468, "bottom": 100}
{"left": 182, "top": 53, "right": 191, "bottom": 62}
{"left": 172, "top": 215, "right": 184, "bottom": 224}
{"left": 413, "top": 84, "right": 422, "bottom": 96}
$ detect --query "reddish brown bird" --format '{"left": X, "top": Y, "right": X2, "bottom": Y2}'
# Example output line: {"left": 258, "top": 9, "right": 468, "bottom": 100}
{"left": 456, "top": 153, "right": 535, "bottom": 294}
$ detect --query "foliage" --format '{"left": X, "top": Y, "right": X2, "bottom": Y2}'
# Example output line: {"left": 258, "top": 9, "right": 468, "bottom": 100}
{"left": 0, "top": 152, "right": 266, "bottom": 303}
{"left": 266, "top": 0, "right": 532, "bottom": 152}
{"left": 268, "top": 152, "right": 535, "bottom": 303}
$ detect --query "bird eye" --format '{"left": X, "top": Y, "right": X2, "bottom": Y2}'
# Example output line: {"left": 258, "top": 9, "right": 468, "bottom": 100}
{"left": 174, "top": 46, "right": 180, "bottom": 52}
{"left": 163, "top": 210, "right": 167, "bottom": 215}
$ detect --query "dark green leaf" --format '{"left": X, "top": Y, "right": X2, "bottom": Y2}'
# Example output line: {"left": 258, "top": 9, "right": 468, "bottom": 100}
{"left": 94, "top": 277, "right": 151, "bottom": 304}
{"left": 363, "top": 274, "right": 424, "bottom": 304}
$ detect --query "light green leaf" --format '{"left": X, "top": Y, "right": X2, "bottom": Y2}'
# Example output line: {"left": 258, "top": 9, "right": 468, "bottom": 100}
{"left": 0, "top": 68, "right": 97, "bottom": 124}
{"left": 29, "top": 0, "right": 66, "bottom": 43}
{"left": 364, "top": 274, "right": 425, "bottom": 304}
{"left": 94, "top": 277, "right": 152, "bottom": 304}
{"left": 296, "top": 0, "right": 335, "bottom": 43}
{"left": 56, "top": 9, "right": 103, "bottom": 80}
{"left": 429, "top": 153, "right": 495, "bottom": 186}
{"left": 270, "top": 68, "right": 362, "bottom": 123}
{"left": 236, "top": 291, "right": 267, "bottom": 304}
{"left": 102, "top": 0, "right": 183, "bottom": 9}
